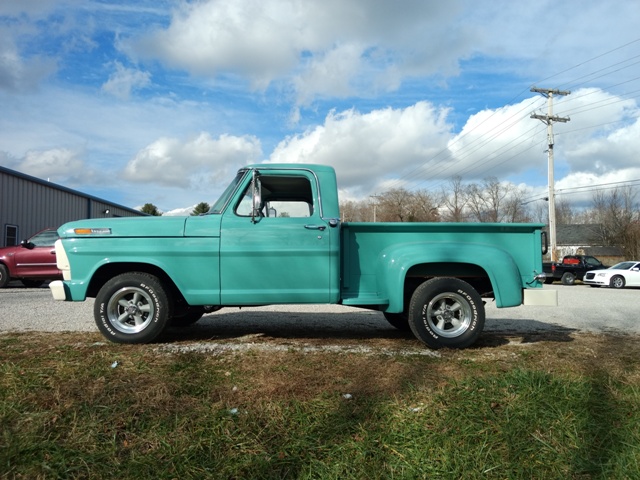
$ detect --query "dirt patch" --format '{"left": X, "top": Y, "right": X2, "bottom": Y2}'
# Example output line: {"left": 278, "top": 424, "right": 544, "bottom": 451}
{"left": 3, "top": 330, "right": 639, "bottom": 402}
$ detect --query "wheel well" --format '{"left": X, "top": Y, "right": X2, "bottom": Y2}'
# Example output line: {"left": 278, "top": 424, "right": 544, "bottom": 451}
{"left": 402, "top": 262, "right": 494, "bottom": 310}
{"left": 87, "top": 263, "right": 186, "bottom": 305}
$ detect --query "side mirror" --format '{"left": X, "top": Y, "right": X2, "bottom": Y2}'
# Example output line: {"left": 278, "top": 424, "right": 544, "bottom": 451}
{"left": 20, "top": 239, "right": 34, "bottom": 250}
{"left": 250, "top": 171, "right": 262, "bottom": 223}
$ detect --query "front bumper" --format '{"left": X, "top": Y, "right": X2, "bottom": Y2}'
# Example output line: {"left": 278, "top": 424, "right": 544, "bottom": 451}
{"left": 49, "top": 280, "right": 69, "bottom": 301}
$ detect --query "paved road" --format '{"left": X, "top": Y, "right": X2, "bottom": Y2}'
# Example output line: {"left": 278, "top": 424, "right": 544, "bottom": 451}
{"left": 0, "top": 283, "right": 637, "bottom": 339}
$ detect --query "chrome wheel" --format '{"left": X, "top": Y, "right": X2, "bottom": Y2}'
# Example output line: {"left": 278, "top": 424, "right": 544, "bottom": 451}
{"left": 408, "top": 277, "right": 484, "bottom": 349}
{"left": 425, "top": 292, "right": 473, "bottom": 338}
{"left": 106, "top": 286, "right": 155, "bottom": 334}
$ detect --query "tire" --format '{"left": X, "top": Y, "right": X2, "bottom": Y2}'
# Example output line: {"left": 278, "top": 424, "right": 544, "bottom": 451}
{"left": 383, "top": 311, "right": 411, "bottom": 331}
{"left": 561, "top": 272, "right": 576, "bottom": 286}
{"left": 22, "top": 279, "right": 45, "bottom": 288}
{"left": 170, "top": 306, "right": 205, "bottom": 327}
{"left": 610, "top": 275, "right": 626, "bottom": 289}
{"left": 94, "top": 273, "right": 172, "bottom": 344}
{"left": 408, "top": 278, "right": 485, "bottom": 349}
{"left": 0, "top": 264, "right": 9, "bottom": 288}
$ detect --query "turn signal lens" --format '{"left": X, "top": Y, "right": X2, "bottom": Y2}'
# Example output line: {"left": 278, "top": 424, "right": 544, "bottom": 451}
{"left": 74, "top": 228, "right": 112, "bottom": 235}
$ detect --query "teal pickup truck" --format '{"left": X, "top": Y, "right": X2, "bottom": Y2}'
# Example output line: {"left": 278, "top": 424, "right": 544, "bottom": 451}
{"left": 50, "top": 164, "right": 555, "bottom": 348}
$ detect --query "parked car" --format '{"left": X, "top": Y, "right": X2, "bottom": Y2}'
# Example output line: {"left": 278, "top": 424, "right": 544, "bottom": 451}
{"left": 0, "top": 228, "right": 62, "bottom": 288}
{"left": 583, "top": 261, "right": 640, "bottom": 289}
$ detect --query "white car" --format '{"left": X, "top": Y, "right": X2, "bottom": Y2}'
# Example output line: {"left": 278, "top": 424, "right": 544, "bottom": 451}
{"left": 583, "top": 261, "right": 640, "bottom": 289}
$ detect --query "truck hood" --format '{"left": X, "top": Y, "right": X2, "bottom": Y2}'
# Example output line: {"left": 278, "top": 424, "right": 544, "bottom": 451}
{"left": 58, "top": 216, "right": 189, "bottom": 238}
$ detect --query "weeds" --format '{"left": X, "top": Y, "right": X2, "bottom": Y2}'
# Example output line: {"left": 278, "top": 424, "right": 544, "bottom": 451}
{"left": 1, "top": 332, "right": 639, "bottom": 479}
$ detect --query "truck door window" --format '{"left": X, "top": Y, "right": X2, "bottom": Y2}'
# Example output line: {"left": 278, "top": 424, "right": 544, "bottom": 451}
{"left": 236, "top": 175, "right": 314, "bottom": 218}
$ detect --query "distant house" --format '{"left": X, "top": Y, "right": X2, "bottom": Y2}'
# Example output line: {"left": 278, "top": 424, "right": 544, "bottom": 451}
{"left": 545, "top": 224, "right": 625, "bottom": 264}
{"left": 1, "top": 165, "right": 145, "bottom": 247}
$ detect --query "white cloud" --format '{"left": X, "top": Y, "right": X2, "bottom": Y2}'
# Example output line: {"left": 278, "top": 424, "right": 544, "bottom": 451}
{"left": 122, "top": 132, "right": 263, "bottom": 188}
{"left": 268, "top": 101, "right": 453, "bottom": 196}
{"left": 268, "top": 88, "right": 640, "bottom": 201}
{"left": 101, "top": 61, "right": 151, "bottom": 100}
{"left": 14, "top": 147, "right": 84, "bottom": 181}
{"left": 131, "top": 0, "right": 472, "bottom": 103}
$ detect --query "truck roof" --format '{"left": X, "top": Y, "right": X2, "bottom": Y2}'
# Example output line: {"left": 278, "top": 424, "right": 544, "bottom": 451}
{"left": 245, "top": 163, "right": 336, "bottom": 174}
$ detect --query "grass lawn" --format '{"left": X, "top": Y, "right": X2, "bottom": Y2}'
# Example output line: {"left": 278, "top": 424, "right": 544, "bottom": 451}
{"left": 2, "top": 331, "right": 640, "bottom": 479}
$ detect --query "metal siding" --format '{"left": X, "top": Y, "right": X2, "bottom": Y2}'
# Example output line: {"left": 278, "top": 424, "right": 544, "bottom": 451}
{"left": 1, "top": 168, "right": 144, "bottom": 247}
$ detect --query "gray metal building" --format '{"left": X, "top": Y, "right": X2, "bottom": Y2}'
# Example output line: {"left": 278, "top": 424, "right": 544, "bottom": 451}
{"left": 1, "top": 165, "right": 145, "bottom": 247}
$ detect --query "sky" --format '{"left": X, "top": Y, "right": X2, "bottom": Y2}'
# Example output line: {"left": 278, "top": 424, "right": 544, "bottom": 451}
{"left": 1, "top": 0, "right": 640, "bottom": 216}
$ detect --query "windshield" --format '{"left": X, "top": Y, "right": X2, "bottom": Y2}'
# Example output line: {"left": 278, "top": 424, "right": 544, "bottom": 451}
{"left": 610, "top": 261, "right": 637, "bottom": 270}
{"left": 209, "top": 170, "right": 248, "bottom": 214}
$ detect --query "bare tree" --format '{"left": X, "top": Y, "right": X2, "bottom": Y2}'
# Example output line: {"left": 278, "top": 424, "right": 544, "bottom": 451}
{"left": 339, "top": 200, "right": 373, "bottom": 222}
{"left": 376, "top": 188, "right": 414, "bottom": 222}
{"left": 441, "top": 176, "right": 468, "bottom": 222}
{"left": 591, "top": 186, "right": 640, "bottom": 258}
{"left": 555, "top": 198, "right": 579, "bottom": 225}
{"left": 466, "top": 177, "right": 531, "bottom": 223}
{"left": 531, "top": 200, "right": 548, "bottom": 224}
{"left": 409, "top": 190, "right": 441, "bottom": 221}
{"left": 466, "top": 177, "right": 507, "bottom": 222}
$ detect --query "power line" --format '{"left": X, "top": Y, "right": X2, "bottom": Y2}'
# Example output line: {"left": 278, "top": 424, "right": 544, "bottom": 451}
{"left": 374, "top": 38, "right": 640, "bottom": 199}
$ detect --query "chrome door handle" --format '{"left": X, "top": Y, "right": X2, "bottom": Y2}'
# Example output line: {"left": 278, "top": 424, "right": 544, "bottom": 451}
{"left": 304, "top": 224, "right": 326, "bottom": 231}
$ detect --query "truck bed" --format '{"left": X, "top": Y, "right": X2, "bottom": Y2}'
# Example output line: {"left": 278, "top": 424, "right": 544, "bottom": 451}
{"left": 340, "top": 222, "right": 545, "bottom": 311}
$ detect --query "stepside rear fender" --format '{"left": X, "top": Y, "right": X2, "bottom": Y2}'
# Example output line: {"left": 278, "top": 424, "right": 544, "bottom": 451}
{"left": 377, "top": 242, "right": 523, "bottom": 312}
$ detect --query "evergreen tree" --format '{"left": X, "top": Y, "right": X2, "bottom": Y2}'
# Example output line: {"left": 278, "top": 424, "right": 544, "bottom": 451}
{"left": 191, "top": 202, "right": 211, "bottom": 216}
{"left": 140, "top": 203, "right": 162, "bottom": 216}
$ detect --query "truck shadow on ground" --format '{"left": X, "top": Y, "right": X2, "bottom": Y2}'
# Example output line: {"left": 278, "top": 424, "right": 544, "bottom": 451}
{"left": 163, "top": 309, "right": 578, "bottom": 348}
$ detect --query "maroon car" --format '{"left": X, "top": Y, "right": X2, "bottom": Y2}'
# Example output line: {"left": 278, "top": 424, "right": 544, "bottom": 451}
{"left": 0, "top": 228, "right": 62, "bottom": 288}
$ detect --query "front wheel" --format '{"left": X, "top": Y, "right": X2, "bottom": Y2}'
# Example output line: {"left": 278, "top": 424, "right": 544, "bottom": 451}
{"left": 0, "top": 264, "right": 9, "bottom": 288}
{"left": 94, "top": 273, "right": 172, "bottom": 344}
{"left": 408, "top": 278, "right": 485, "bottom": 349}
{"left": 610, "top": 275, "right": 626, "bottom": 289}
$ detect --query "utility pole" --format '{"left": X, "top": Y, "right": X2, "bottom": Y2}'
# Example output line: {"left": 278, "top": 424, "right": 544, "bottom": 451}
{"left": 370, "top": 195, "right": 381, "bottom": 222}
{"left": 530, "top": 87, "right": 570, "bottom": 263}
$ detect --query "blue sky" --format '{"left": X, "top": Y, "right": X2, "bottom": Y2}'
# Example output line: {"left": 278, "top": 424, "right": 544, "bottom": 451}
{"left": 1, "top": 0, "right": 640, "bottom": 215}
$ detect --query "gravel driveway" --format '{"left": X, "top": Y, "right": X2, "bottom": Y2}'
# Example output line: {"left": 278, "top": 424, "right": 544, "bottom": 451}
{"left": 1, "top": 283, "right": 637, "bottom": 338}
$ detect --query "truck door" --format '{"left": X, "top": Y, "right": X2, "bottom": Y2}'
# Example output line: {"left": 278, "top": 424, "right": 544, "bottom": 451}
{"left": 219, "top": 170, "right": 335, "bottom": 305}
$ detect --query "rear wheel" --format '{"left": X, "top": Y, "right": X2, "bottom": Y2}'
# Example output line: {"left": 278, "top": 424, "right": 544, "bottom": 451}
{"left": 408, "top": 278, "right": 484, "bottom": 349}
{"left": 610, "top": 275, "right": 626, "bottom": 289}
{"left": 561, "top": 272, "right": 576, "bottom": 285}
{"left": 94, "top": 273, "right": 172, "bottom": 344}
